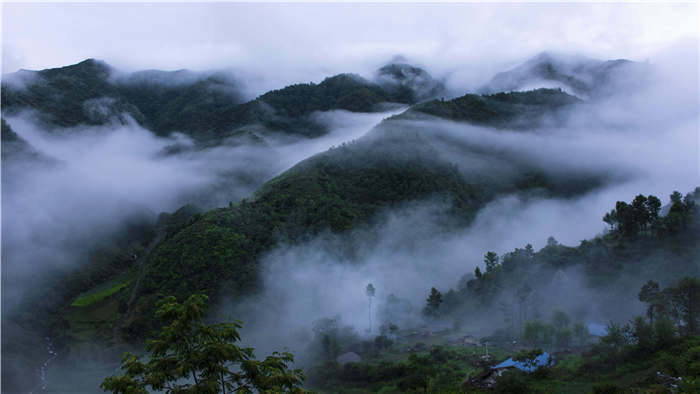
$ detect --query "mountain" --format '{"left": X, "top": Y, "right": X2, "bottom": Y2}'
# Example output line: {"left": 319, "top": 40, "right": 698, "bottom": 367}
{"left": 375, "top": 62, "right": 446, "bottom": 103}
{"left": 119, "top": 109, "right": 611, "bottom": 338}
{"left": 1, "top": 60, "right": 443, "bottom": 143}
{"left": 394, "top": 88, "right": 579, "bottom": 128}
{"left": 1, "top": 54, "right": 682, "bottom": 393}
{"left": 1, "top": 118, "right": 56, "bottom": 166}
{"left": 480, "top": 52, "right": 650, "bottom": 98}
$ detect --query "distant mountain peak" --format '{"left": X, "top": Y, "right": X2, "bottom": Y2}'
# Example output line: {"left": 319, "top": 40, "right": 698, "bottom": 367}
{"left": 38, "top": 58, "right": 112, "bottom": 80}
{"left": 375, "top": 62, "right": 445, "bottom": 104}
{"left": 481, "top": 52, "right": 649, "bottom": 97}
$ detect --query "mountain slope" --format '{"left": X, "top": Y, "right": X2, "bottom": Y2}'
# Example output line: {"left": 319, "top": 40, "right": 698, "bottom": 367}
{"left": 375, "top": 62, "right": 446, "bottom": 103}
{"left": 120, "top": 112, "right": 611, "bottom": 337}
{"left": 481, "top": 52, "right": 649, "bottom": 97}
{"left": 394, "top": 88, "right": 579, "bottom": 128}
{"left": 1, "top": 60, "right": 441, "bottom": 142}
{"left": 1, "top": 118, "right": 56, "bottom": 166}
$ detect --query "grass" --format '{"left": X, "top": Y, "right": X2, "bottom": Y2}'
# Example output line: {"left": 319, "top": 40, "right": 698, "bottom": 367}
{"left": 71, "top": 274, "right": 133, "bottom": 307}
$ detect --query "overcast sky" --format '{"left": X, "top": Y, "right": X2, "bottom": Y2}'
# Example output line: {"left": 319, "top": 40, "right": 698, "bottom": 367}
{"left": 2, "top": 2, "right": 698, "bottom": 92}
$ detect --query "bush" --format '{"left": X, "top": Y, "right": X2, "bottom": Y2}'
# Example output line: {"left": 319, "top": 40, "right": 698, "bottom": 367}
{"left": 592, "top": 383, "right": 622, "bottom": 394}
{"left": 493, "top": 370, "right": 531, "bottom": 393}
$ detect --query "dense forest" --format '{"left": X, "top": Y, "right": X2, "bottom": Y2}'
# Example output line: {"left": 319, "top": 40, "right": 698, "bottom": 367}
{"left": 1, "top": 50, "right": 698, "bottom": 393}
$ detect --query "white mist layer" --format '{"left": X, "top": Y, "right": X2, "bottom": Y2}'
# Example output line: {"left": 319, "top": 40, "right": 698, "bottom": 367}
{"left": 221, "top": 49, "right": 698, "bottom": 358}
{"left": 1, "top": 108, "right": 403, "bottom": 310}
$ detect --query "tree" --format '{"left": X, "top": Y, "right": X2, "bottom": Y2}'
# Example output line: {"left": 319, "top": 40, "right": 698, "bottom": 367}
{"left": 366, "top": 283, "right": 376, "bottom": 333}
{"left": 600, "top": 321, "right": 628, "bottom": 353}
{"left": 670, "top": 277, "right": 700, "bottom": 335}
{"left": 513, "top": 348, "right": 545, "bottom": 372}
{"left": 524, "top": 244, "right": 535, "bottom": 258}
{"left": 523, "top": 320, "right": 544, "bottom": 347}
{"left": 516, "top": 285, "right": 533, "bottom": 336}
{"left": 646, "top": 195, "right": 661, "bottom": 221}
{"left": 638, "top": 280, "right": 665, "bottom": 323}
{"left": 551, "top": 309, "right": 571, "bottom": 330}
{"left": 484, "top": 251, "right": 499, "bottom": 273}
{"left": 474, "top": 266, "right": 482, "bottom": 279}
{"left": 101, "top": 294, "right": 307, "bottom": 394}
{"left": 603, "top": 210, "right": 617, "bottom": 231}
{"left": 398, "top": 354, "right": 436, "bottom": 393}
{"left": 631, "top": 316, "right": 654, "bottom": 353}
{"left": 573, "top": 321, "right": 588, "bottom": 346}
{"left": 374, "top": 335, "right": 393, "bottom": 350}
{"left": 321, "top": 334, "right": 340, "bottom": 361}
{"left": 423, "top": 287, "right": 443, "bottom": 317}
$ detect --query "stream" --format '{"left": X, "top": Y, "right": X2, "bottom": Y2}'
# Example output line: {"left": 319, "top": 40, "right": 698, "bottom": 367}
{"left": 32, "top": 336, "right": 58, "bottom": 393}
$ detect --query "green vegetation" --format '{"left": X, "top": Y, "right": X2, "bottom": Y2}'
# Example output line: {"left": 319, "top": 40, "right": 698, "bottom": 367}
{"left": 308, "top": 278, "right": 700, "bottom": 393}
{"left": 395, "top": 88, "right": 579, "bottom": 128}
{"left": 124, "top": 146, "right": 484, "bottom": 338}
{"left": 302, "top": 188, "right": 698, "bottom": 392}
{"left": 431, "top": 189, "right": 700, "bottom": 329}
{"left": 2, "top": 60, "right": 582, "bottom": 145}
{"left": 1, "top": 60, "right": 433, "bottom": 142}
{"left": 71, "top": 275, "right": 134, "bottom": 307}
{"left": 1, "top": 117, "right": 52, "bottom": 163}
{"left": 101, "top": 294, "right": 308, "bottom": 393}
{"left": 310, "top": 344, "right": 502, "bottom": 393}
{"left": 375, "top": 63, "right": 446, "bottom": 103}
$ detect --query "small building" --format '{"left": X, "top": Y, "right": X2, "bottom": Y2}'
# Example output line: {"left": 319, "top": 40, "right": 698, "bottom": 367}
{"left": 462, "top": 335, "right": 480, "bottom": 346}
{"left": 587, "top": 322, "right": 607, "bottom": 337}
{"left": 492, "top": 352, "right": 554, "bottom": 372}
{"left": 336, "top": 352, "right": 362, "bottom": 366}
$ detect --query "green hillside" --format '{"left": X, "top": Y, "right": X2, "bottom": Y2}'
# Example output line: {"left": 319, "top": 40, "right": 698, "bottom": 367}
{"left": 1, "top": 60, "right": 436, "bottom": 142}
{"left": 119, "top": 112, "right": 609, "bottom": 338}
{"left": 396, "top": 88, "right": 579, "bottom": 128}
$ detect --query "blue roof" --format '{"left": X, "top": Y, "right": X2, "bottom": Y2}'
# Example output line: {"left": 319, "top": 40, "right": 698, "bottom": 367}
{"left": 587, "top": 323, "right": 607, "bottom": 337}
{"left": 493, "top": 352, "right": 554, "bottom": 372}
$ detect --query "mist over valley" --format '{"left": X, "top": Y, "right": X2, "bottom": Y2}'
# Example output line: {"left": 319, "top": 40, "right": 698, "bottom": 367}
{"left": 2, "top": 3, "right": 698, "bottom": 393}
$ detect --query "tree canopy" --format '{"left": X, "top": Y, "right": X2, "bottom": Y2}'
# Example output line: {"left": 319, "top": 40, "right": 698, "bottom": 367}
{"left": 101, "top": 294, "right": 307, "bottom": 393}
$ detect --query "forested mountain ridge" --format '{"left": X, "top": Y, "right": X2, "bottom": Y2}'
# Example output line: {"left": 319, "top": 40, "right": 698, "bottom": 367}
{"left": 1, "top": 118, "right": 56, "bottom": 166}
{"left": 120, "top": 108, "right": 616, "bottom": 338}
{"left": 1, "top": 59, "right": 442, "bottom": 142}
{"left": 393, "top": 88, "right": 579, "bottom": 128}
{"left": 2, "top": 53, "right": 683, "bottom": 394}
{"left": 480, "top": 52, "right": 650, "bottom": 97}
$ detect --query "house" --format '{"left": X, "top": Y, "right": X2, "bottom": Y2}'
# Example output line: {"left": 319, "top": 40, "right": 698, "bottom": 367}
{"left": 587, "top": 322, "right": 607, "bottom": 337}
{"left": 492, "top": 351, "right": 554, "bottom": 372}
{"left": 464, "top": 352, "right": 554, "bottom": 389}
{"left": 446, "top": 334, "right": 480, "bottom": 347}
{"left": 336, "top": 352, "right": 362, "bottom": 366}
{"left": 462, "top": 335, "right": 480, "bottom": 346}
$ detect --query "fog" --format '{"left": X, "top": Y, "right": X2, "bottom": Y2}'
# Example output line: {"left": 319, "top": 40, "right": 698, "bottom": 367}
{"left": 214, "top": 43, "right": 699, "bottom": 362}
{"left": 1, "top": 3, "right": 698, "bottom": 390}
{"left": 1, "top": 107, "right": 403, "bottom": 313}
{"left": 3, "top": 3, "right": 696, "bottom": 96}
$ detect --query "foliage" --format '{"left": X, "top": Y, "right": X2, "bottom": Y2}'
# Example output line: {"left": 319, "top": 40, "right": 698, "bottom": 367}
{"left": 484, "top": 251, "right": 500, "bottom": 273}
{"left": 603, "top": 190, "right": 698, "bottom": 238}
{"left": 365, "top": 283, "right": 375, "bottom": 298}
{"left": 513, "top": 348, "right": 545, "bottom": 371}
{"left": 422, "top": 287, "right": 443, "bottom": 318}
{"left": 2, "top": 60, "right": 428, "bottom": 143}
{"left": 551, "top": 309, "right": 571, "bottom": 330}
{"left": 126, "top": 142, "right": 487, "bottom": 337}
{"left": 440, "top": 188, "right": 700, "bottom": 328}
{"left": 71, "top": 277, "right": 133, "bottom": 307}
{"left": 399, "top": 88, "right": 579, "bottom": 128}
{"left": 101, "top": 294, "right": 307, "bottom": 393}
